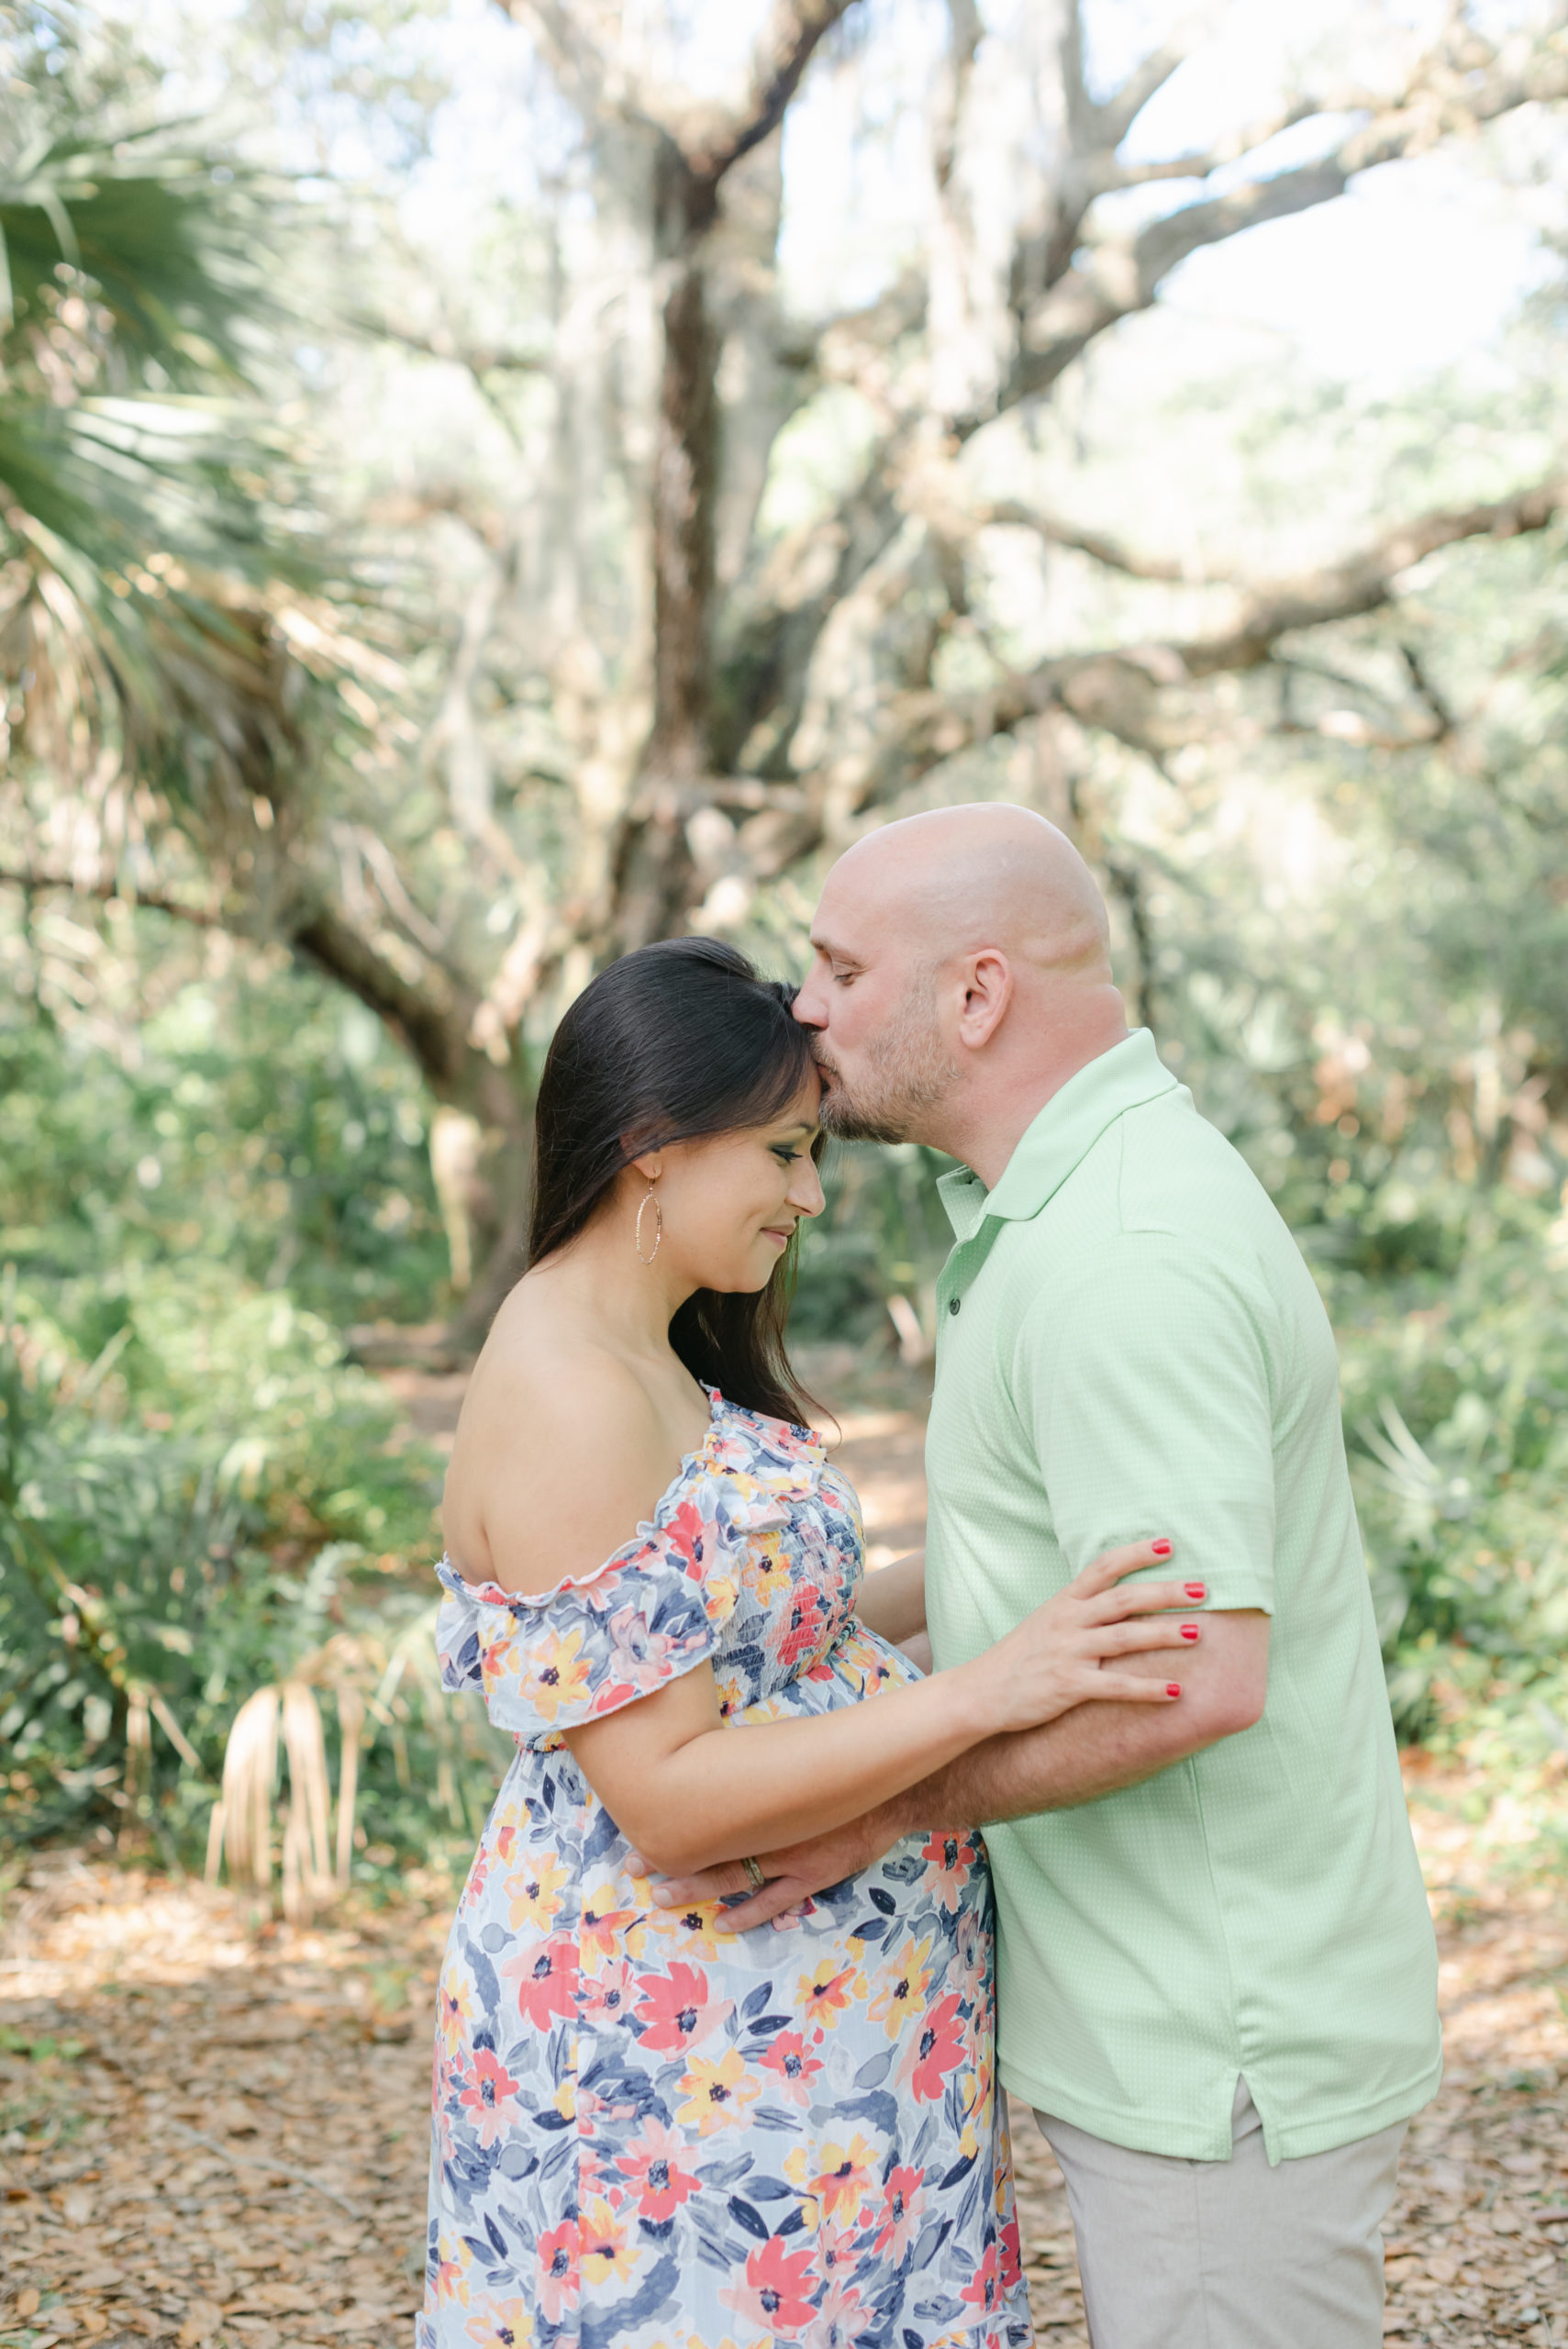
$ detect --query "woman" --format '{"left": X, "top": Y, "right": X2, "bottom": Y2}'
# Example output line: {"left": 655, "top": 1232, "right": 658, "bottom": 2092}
{"left": 420, "top": 939, "right": 1195, "bottom": 2349}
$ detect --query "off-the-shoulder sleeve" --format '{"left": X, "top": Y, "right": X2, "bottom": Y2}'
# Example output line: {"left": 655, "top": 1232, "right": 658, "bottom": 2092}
{"left": 434, "top": 1455, "right": 770, "bottom": 1746}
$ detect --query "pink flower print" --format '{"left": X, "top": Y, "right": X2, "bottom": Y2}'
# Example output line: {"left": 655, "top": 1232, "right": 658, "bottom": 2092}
{"left": 580, "top": 1957, "right": 636, "bottom": 2023}
{"left": 616, "top": 2115, "right": 703, "bottom": 2222}
{"left": 757, "top": 2030, "right": 822, "bottom": 2108}
{"left": 778, "top": 1584, "right": 828, "bottom": 1670}
{"left": 873, "top": 2164, "right": 927, "bottom": 2261}
{"left": 662, "top": 1498, "right": 711, "bottom": 1576}
{"left": 961, "top": 2238, "right": 1003, "bottom": 2316}
{"left": 920, "top": 1831, "right": 973, "bottom": 1913}
{"left": 534, "top": 2220, "right": 577, "bottom": 2325}
{"left": 803, "top": 2270, "right": 866, "bottom": 2349}
{"left": 501, "top": 1933, "right": 578, "bottom": 2031}
{"left": 999, "top": 2206, "right": 1024, "bottom": 2291}
{"left": 632, "top": 1961, "right": 731, "bottom": 2054}
{"left": 605, "top": 1605, "right": 684, "bottom": 1693}
{"left": 456, "top": 2046, "right": 525, "bottom": 2148}
{"left": 906, "top": 1991, "right": 966, "bottom": 2103}
{"left": 718, "top": 2234, "right": 819, "bottom": 2335}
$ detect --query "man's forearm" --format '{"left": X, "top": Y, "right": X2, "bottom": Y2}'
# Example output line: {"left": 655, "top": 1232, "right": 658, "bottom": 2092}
{"left": 892, "top": 1608, "right": 1270, "bottom": 1835}
{"left": 889, "top": 1698, "right": 1222, "bottom": 1838}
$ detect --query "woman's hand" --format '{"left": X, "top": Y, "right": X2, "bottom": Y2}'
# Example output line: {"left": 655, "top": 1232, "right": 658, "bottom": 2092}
{"left": 959, "top": 1539, "right": 1200, "bottom": 1737}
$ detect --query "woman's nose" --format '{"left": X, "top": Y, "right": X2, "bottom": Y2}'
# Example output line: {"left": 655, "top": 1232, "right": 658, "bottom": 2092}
{"left": 790, "top": 1159, "right": 826, "bottom": 1218}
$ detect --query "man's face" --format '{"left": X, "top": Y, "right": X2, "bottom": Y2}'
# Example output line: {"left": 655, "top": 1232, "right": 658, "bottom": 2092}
{"left": 794, "top": 876, "right": 959, "bottom": 1143}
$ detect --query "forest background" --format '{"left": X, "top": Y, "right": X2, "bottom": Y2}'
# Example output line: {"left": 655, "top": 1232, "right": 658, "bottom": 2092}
{"left": 2, "top": 0, "right": 1567, "bottom": 1915}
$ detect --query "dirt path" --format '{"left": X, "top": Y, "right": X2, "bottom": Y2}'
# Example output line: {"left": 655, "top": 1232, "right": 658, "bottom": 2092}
{"left": 4, "top": 1403, "right": 1566, "bottom": 2347}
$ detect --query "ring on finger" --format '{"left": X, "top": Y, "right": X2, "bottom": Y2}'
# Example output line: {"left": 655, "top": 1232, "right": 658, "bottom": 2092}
{"left": 740, "top": 1855, "right": 766, "bottom": 1892}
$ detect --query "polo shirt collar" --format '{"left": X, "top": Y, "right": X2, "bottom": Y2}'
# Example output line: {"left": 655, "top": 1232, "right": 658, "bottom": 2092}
{"left": 936, "top": 1030, "right": 1179, "bottom": 1238}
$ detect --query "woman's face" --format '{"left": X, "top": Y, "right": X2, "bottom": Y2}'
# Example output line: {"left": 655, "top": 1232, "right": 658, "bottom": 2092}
{"left": 649, "top": 1075, "right": 825, "bottom": 1295}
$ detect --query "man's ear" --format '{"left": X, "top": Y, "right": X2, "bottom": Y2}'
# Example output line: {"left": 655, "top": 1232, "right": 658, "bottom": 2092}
{"left": 955, "top": 949, "right": 1012, "bottom": 1049}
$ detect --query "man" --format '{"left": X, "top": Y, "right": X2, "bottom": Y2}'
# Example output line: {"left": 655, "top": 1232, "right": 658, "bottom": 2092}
{"left": 655, "top": 805, "right": 1440, "bottom": 2349}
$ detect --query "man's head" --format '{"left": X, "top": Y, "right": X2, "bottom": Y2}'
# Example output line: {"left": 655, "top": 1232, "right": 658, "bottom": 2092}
{"left": 794, "top": 804, "right": 1127, "bottom": 1172}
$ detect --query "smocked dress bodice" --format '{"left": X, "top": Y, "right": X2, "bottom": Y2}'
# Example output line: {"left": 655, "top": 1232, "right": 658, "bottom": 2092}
{"left": 419, "top": 1386, "right": 1030, "bottom": 2349}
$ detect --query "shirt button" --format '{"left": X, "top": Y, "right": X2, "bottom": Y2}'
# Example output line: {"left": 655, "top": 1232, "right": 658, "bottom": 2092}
{"left": 948, "top": 1297, "right": 962, "bottom": 1316}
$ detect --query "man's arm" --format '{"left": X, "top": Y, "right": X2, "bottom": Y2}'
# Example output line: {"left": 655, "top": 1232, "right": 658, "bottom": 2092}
{"left": 647, "top": 1608, "right": 1267, "bottom": 1925}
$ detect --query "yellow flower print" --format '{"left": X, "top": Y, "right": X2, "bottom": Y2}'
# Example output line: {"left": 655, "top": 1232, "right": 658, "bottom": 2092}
{"left": 434, "top": 2227, "right": 473, "bottom": 2308}
{"left": 436, "top": 1960, "right": 481, "bottom": 2054}
{"left": 578, "top": 2195, "right": 641, "bottom": 2289}
{"left": 705, "top": 1569, "right": 739, "bottom": 1621}
{"left": 462, "top": 2294, "right": 532, "bottom": 2346}
{"left": 741, "top": 1531, "right": 791, "bottom": 1606}
{"left": 783, "top": 2132, "right": 879, "bottom": 2226}
{"left": 798, "top": 1954, "right": 862, "bottom": 2032}
{"left": 524, "top": 1627, "right": 593, "bottom": 1723}
{"left": 867, "top": 1935, "right": 933, "bottom": 2042}
{"left": 675, "top": 2047, "right": 761, "bottom": 2136}
{"left": 642, "top": 1899, "right": 727, "bottom": 1962}
{"left": 505, "top": 1851, "right": 572, "bottom": 1936}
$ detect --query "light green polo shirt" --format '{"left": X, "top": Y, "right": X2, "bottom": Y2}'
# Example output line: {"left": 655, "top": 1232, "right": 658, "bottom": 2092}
{"left": 924, "top": 1030, "right": 1440, "bottom": 2164}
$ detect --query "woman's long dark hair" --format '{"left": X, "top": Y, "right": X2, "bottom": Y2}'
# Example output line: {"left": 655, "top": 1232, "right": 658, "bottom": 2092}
{"left": 527, "top": 938, "right": 821, "bottom": 1426}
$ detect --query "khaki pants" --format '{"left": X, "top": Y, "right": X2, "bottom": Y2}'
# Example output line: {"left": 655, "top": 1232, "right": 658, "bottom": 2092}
{"left": 1035, "top": 2082, "right": 1407, "bottom": 2349}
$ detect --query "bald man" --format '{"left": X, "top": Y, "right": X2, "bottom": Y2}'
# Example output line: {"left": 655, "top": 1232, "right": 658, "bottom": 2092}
{"left": 656, "top": 806, "right": 1440, "bottom": 2349}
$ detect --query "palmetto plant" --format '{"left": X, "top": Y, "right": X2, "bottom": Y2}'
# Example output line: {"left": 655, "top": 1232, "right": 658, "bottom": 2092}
{"left": 0, "top": 79, "right": 312, "bottom": 874}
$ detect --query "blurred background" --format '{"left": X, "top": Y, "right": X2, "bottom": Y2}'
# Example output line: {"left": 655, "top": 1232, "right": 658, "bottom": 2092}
{"left": 2, "top": 0, "right": 1567, "bottom": 1908}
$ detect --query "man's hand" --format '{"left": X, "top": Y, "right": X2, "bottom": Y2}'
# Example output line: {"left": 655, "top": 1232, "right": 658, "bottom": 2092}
{"left": 630, "top": 1807, "right": 906, "bottom": 1932}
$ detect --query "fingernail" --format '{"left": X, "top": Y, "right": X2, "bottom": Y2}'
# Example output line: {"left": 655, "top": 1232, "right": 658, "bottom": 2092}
{"left": 651, "top": 1887, "right": 676, "bottom": 1907}
{"left": 1184, "top": 1584, "right": 1206, "bottom": 1600}
{"left": 1166, "top": 1683, "right": 1182, "bottom": 1698}
{"left": 625, "top": 1852, "right": 646, "bottom": 1874}
{"left": 1180, "top": 1624, "right": 1199, "bottom": 1642}
{"left": 1151, "top": 1540, "right": 1173, "bottom": 1557}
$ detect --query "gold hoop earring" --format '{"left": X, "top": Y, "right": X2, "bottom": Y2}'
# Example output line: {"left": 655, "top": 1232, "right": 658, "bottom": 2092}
{"left": 634, "top": 1181, "right": 663, "bottom": 1265}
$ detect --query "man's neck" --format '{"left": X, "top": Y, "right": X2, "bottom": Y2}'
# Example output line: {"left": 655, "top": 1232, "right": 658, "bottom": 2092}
{"left": 925, "top": 996, "right": 1130, "bottom": 1189}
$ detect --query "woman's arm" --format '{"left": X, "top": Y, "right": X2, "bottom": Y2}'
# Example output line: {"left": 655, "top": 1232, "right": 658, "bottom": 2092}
{"left": 856, "top": 1549, "right": 926, "bottom": 1643}
{"left": 567, "top": 1541, "right": 1196, "bottom": 1876}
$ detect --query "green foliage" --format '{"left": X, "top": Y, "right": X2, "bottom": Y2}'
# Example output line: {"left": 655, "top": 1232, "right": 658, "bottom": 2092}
{"left": 0, "top": 930, "right": 449, "bottom": 1329}
{"left": 0, "top": 1259, "right": 460, "bottom": 1848}
{"left": 1338, "top": 1205, "right": 1568, "bottom": 1766}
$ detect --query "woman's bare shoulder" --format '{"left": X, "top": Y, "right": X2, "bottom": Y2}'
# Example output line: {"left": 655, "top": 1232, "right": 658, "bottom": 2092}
{"left": 443, "top": 1297, "right": 687, "bottom": 1595}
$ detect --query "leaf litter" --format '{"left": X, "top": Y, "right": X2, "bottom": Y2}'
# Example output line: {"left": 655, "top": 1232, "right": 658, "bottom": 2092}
{"left": 3, "top": 1391, "right": 1566, "bottom": 2346}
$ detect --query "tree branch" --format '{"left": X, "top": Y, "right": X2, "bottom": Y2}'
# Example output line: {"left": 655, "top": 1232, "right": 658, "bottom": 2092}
{"left": 968, "top": 498, "right": 1198, "bottom": 583}
{"left": 0, "top": 865, "right": 223, "bottom": 929}
{"left": 760, "top": 473, "right": 1567, "bottom": 843}
{"left": 1016, "top": 23, "right": 1568, "bottom": 399}
{"left": 498, "top": 0, "right": 856, "bottom": 201}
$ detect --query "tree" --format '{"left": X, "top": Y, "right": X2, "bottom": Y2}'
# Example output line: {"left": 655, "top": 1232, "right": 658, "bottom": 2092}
{"left": 4, "top": 0, "right": 1566, "bottom": 1340}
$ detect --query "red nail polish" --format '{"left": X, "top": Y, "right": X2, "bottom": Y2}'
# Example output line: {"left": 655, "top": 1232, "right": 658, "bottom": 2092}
{"left": 1184, "top": 1584, "right": 1206, "bottom": 1600}
{"left": 1180, "top": 1624, "right": 1199, "bottom": 1642}
{"left": 1151, "top": 1540, "right": 1172, "bottom": 1557}
{"left": 1166, "top": 1683, "right": 1182, "bottom": 1698}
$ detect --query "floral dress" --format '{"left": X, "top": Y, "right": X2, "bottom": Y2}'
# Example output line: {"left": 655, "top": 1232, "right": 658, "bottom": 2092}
{"left": 420, "top": 1386, "right": 1030, "bottom": 2349}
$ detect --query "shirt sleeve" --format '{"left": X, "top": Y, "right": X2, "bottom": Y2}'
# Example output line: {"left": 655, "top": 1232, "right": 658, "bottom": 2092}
{"left": 1012, "top": 1230, "right": 1278, "bottom": 1614}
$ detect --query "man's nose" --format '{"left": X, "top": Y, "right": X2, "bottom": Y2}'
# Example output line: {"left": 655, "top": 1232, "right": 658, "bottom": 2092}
{"left": 793, "top": 967, "right": 828, "bottom": 1029}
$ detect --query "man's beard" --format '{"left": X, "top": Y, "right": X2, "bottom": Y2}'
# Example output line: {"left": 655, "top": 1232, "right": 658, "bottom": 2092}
{"left": 812, "top": 979, "right": 959, "bottom": 1144}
